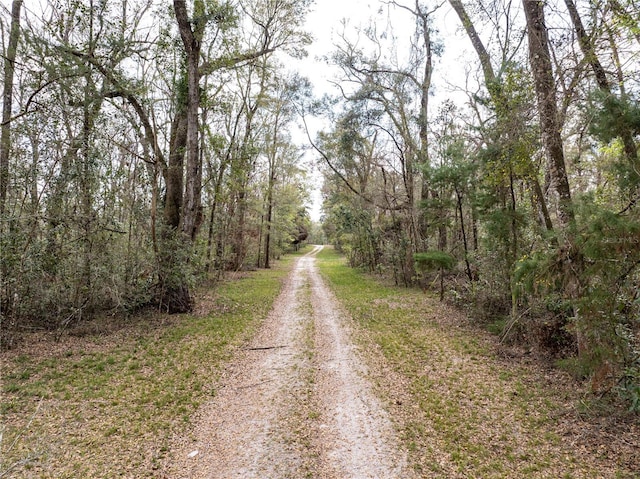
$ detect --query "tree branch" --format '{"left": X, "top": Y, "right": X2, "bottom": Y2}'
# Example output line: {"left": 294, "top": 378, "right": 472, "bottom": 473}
{"left": 298, "top": 107, "right": 407, "bottom": 212}
{"left": 199, "top": 47, "right": 276, "bottom": 76}
{"left": 60, "top": 47, "right": 167, "bottom": 174}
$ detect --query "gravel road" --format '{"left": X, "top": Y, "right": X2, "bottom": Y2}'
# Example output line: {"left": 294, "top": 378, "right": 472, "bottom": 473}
{"left": 166, "top": 245, "right": 413, "bottom": 478}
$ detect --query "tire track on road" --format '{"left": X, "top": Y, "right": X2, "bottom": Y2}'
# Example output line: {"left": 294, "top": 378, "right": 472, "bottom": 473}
{"left": 168, "top": 245, "right": 412, "bottom": 478}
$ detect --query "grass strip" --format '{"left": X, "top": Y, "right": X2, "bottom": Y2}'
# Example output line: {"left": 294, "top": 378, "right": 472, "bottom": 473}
{"left": 0, "top": 252, "right": 301, "bottom": 478}
{"left": 316, "top": 246, "right": 635, "bottom": 479}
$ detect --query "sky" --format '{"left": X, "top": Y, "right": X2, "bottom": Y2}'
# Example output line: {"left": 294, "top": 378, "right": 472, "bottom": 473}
{"left": 294, "top": 0, "right": 382, "bottom": 222}
{"left": 294, "top": 0, "right": 470, "bottom": 221}
{"left": 299, "top": 0, "right": 469, "bottom": 95}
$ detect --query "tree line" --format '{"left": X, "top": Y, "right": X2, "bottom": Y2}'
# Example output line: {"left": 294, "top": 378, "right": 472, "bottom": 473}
{"left": 314, "top": 0, "right": 639, "bottom": 407}
{"left": 0, "top": 0, "right": 312, "bottom": 341}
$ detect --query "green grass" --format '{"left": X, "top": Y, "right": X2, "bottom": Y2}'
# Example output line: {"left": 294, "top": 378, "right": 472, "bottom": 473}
{"left": 0, "top": 252, "right": 301, "bottom": 478}
{"left": 315, "top": 246, "right": 636, "bottom": 478}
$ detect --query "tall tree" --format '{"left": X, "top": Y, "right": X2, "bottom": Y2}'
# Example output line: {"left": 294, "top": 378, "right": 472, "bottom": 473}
{"left": 449, "top": 0, "right": 552, "bottom": 232}
{"left": 563, "top": 0, "right": 640, "bottom": 197}
{"left": 522, "top": 0, "right": 574, "bottom": 229}
{"left": 393, "top": 1, "right": 440, "bottom": 249}
{"left": 325, "top": 1, "right": 443, "bottom": 282}
{"left": 174, "top": 0, "right": 205, "bottom": 241}
{"left": 0, "top": 0, "right": 22, "bottom": 218}
{"left": 262, "top": 75, "right": 297, "bottom": 268}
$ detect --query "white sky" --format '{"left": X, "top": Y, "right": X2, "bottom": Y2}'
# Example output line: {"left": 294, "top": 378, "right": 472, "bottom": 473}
{"left": 298, "top": 0, "right": 470, "bottom": 97}
{"left": 295, "top": 0, "right": 471, "bottom": 221}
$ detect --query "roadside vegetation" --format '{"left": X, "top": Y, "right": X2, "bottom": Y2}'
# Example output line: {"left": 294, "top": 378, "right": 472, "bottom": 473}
{"left": 0, "top": 254, "right": 297, "bottom": 478}
{"left": 2, "top": 246, "right": 637, "bottom": 478}
{"left": 316, "top": 247, "right": 639, "bottom": 478}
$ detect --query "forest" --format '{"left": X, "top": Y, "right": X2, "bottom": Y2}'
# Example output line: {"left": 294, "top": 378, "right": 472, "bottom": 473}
{"left": 0, "top": 0, "right": 639, "bottom": 411}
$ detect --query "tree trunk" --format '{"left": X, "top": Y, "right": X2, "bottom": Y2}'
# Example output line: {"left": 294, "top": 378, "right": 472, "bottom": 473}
{"left": 154, "top": 0, "right": 207, "bottom": 313}
{"left": 451, "top": 0, "right": 554, "bottom": 233}
{"left": 0, "top": 0, "right": 22, "bottom": 219}
{"left": 232, "top": 188, "right": 248, "bottom": 271}
{"left": 456, "top": 186, "right": 474, "bottom": 283}
{"left": 79, "top": 70, "right": 95, "bottom": 314}
{"left": 449, "top": 0, "right": 495, "bottom": 90}
{"left": 417, "top": 3, "right": 434, "bottom": 247}
{"left": 523, "top": 0, "right": 587, "bottom": 356}
{"left": 522, "top": 0, "right": 574, "bottom": 229}
{"left": 181, "top": 49, "right": 203, "bottom": 240}
{"left": 165, "top": 108, "right": 187, "bottom": 229}
{"left": 174, "top": 0, "right": 204, "bottom": 241}
{"left": 158, "top": 105, "right": 192, "bottom": 313}
{"left": 264, "top": 190, "right": 273, "bottom": 269}
{"left": 205, "top": 161, "right": 226, "bottom": 272}
{"left": 264, "top": 105, "right": 281, "bottom": 269}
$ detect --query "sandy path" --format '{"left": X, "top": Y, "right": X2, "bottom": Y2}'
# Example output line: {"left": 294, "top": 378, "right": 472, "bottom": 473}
{"left": 166, "top": 246, "right": 412, "bottom": 478}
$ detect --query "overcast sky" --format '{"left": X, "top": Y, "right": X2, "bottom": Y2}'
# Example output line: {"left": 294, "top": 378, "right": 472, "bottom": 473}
{"left": 298, "top": 0, "right": 470, "bottom": 96}
{"left": 294, "top": 0, "right": 470, "bottom": 221}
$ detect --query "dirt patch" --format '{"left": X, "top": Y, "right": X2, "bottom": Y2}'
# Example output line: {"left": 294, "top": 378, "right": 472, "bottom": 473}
{"left": 308, "top": 263, "right": 413, "bottom": 479}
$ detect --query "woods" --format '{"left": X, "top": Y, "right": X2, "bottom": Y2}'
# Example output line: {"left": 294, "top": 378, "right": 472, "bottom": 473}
{"left": 1, "top": 0, "right": 639, "bottom": 411}
{"left": 0, "top": 0, "right": 311, "bottom": 332}
{"left": 315, "top": 0, "right": 640, "bottom": 406}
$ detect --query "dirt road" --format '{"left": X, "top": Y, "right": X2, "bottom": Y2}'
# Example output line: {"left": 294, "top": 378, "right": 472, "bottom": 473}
{"left": 167, "top": 245, "right": 413, "bottom": 478}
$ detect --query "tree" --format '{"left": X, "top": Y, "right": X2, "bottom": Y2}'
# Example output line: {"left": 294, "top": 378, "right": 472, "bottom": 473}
{"left": 0, "top": 0, "right": 22, "bottom": 218}
{"left": 174, "top": 0, "right": 205, "bottom": 241}
{"left": 260, "top": 74, "right": 300, "bottom": 268}
{"left": 159, "top": 0, "right": 309, "bottom": 307}
{"left": 522, "top": 0, "right": 574, "bottom": 230}
{"left": 563, "top": 0, "right": 640, "bottom": 198}
{"left": 322, "top": 1, "right": 444, "bottom": 283}
{"left": 0, "top": 0, "right": 312, "bottom": 333}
